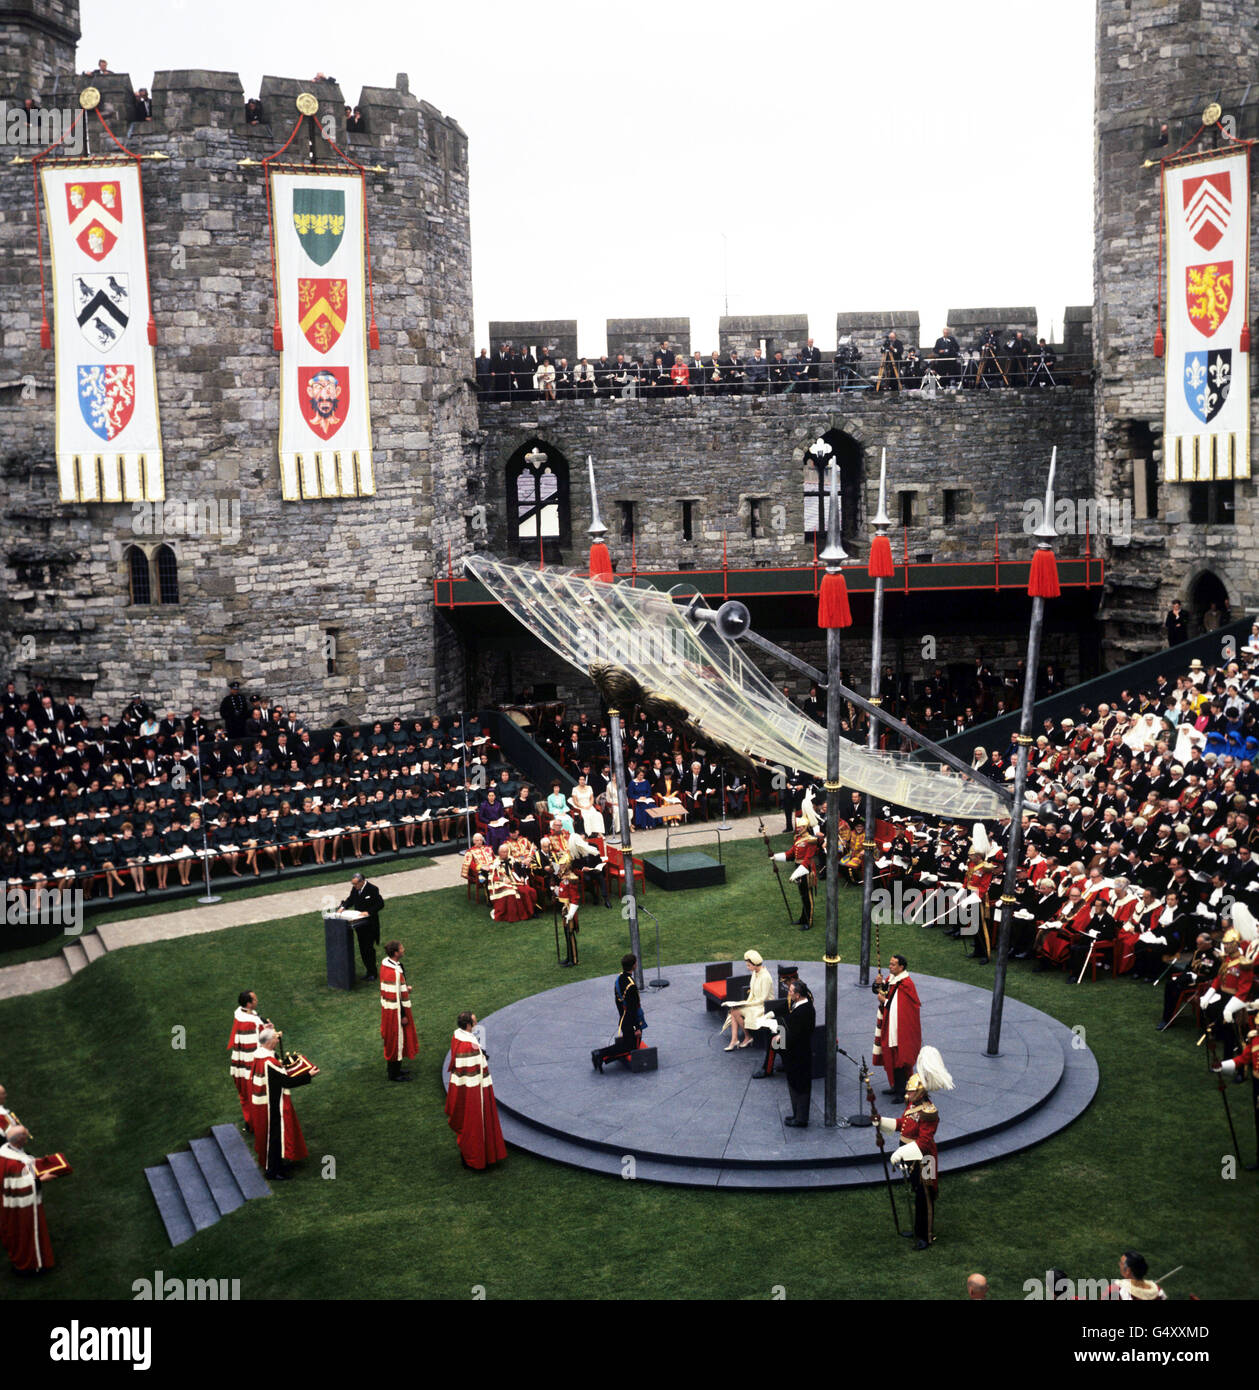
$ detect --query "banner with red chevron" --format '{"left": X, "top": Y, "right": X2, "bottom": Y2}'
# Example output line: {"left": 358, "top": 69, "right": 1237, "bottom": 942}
{"left": 39, "top": 162, "right": 164, "bottom": 502}
{"left": 270, "top": 171, "right": 374, "bottom": 500}
{"left": 1162, "top": 146, "right": 1250, "bottom": 482}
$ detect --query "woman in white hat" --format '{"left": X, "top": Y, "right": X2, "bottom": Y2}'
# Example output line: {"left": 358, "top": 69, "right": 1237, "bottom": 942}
{"left": 721, "top": 950, "right": 775, "bottom": 1050}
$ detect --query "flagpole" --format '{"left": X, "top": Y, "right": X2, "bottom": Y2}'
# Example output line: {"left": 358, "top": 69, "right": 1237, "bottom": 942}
{"left": 587, "top": 456, "right": 644, "bottom": 990}
{"left": 859, "top": 449, "right": 892, "bottom": 991}
{"left": 988, "top": 448, "right": 1059, "bottom": 1055}
{"left": 816, "top": 439, "right": 852, "bottom": 1128}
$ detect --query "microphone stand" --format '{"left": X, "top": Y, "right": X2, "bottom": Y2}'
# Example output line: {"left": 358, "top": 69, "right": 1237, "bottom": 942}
{"left": 193, "top": 743, "right": 221, "bottom": 905}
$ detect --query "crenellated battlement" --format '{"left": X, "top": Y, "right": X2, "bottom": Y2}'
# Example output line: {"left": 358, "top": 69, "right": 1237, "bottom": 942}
{"left": 488, "top": 307, "right": 1094, "bottom": 362}
{"left": 52, "top": 67, "right": 467, "bottom": 166}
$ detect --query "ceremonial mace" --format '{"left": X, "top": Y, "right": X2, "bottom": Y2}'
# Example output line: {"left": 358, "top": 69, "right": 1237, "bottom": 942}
{"left": 987, "top": 449, "right": 1060, "bottom": 1056}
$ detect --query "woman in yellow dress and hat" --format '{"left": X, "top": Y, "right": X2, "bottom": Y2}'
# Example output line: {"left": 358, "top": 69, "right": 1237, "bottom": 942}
{"left": 721, "top": 949, "right": 776, "bottom": 1050}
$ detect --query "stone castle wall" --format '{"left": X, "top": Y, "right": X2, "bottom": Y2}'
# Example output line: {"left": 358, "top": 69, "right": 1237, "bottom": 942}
{"left": 474, "top": 389, "right": 1096, "bottom": 573}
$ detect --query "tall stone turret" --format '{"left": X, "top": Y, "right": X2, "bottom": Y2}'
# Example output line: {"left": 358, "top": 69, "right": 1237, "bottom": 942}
{"left": 1093, "top": 0, "right": 1259, "bottom": 660}
{"left": 0, "top": 0, "right": 80, "bottom": 101}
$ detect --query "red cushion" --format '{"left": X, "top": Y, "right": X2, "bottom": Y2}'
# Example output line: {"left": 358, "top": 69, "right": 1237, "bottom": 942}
{"left": 702, "top": 981, "right": 728, "bottom": 1001}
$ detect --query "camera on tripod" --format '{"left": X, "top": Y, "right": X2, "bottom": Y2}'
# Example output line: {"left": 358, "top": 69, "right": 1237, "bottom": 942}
{"left": 835, "top": 336, "right": 860, "bottom": 364}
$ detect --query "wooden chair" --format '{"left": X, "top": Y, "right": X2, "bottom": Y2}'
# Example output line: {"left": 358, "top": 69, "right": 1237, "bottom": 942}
{"left": 604, "top": 843, "right": 645, "bottom": 898}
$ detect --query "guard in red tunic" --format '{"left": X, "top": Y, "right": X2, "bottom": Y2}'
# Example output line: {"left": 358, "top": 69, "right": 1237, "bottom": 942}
{"left": 1214, "top": 1023, "right": 1259, "bottom": 1164}
{"left": 380, "top": 941, "right": 418, "bottom": 1083}
{"left": 227, "top": 989, "right": 265, "bottom": 1128}
{"left": 0, "top": 1126, "right": 69, "bottom": 1275}
{"left": 445, "top": 1012, "right": 508, "bottom": 1170}
{"left": 249, "top": 1027, "right": 319, "bottom": 1180}
{"left": 872, "top": 953, "right": 922, "bottom": 1100}
{"left": 556, "top": 869, "right": 582, "bottom": 967}
{"left": 772, "top": 812, "right": 822, "bottom": 929}
{"left": 876, "top": 1046, "right": 953, "bottom": 1250}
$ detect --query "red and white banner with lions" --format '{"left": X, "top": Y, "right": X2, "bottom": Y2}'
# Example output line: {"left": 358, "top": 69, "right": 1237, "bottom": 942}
{"left": 1162, "top": 147, "right": 1250, "bottom": 482}
{"left": 270, "top": 171, "right": 374, "bottom": 499}
{"left": 39, "top": 163, "right": 164, "bottom": 502}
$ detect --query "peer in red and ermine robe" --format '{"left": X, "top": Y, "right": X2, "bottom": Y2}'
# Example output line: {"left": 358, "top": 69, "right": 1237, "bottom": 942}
{"left": 380, "top": 948, "right": 419, "bottom": 1073}
{"left": 227, "top": 1001, "right": 262, "bottom": 1127}
{"left": 250, "top": 1044, "right": 317, "bottom": 1176}
{"left": 445, "top": 1024, "right": 507, "bottom": 1170}
{"left": 0, "top": 1135, "right": 68, "bottom": 1273}
{"left": 873, "top": 959, "right": 921, "bottom": 1095}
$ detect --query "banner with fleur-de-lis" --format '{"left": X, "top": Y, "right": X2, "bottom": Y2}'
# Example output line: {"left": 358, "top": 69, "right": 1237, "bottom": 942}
{"left": 270, "top": 171, "right": 374, "bottom": 499}
{"left": 1162, "top": 147, "right": 1250, "bottom": 482}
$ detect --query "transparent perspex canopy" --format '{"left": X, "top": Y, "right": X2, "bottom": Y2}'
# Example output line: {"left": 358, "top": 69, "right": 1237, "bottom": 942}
{"left": 466, "top": 556, "right": 1006, "bottom": 823}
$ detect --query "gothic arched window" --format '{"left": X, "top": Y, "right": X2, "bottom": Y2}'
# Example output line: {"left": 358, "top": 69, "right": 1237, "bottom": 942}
{"left": 156, "top": 545, "right": 179, "bottom": 605}
{"left": 126, "top": 545, "right": 151, "bottom": 605}
{"left": 804, "top": 431, "right": 863, "bottom": 545}
{"left": 507, "top": 443, "right": 570, "bottom": 546}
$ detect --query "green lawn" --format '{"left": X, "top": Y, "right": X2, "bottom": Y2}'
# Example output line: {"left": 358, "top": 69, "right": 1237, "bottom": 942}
{"left": 2, "top": 837, "right": 1255, "bottom": 1301}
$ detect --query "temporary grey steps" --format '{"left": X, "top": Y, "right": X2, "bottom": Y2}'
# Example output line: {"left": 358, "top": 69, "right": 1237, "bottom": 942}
{"left": 166, "top": 1151, "right": 220, "bottom": 1232}
{"left": 80, "top": 932, "right": 107, "bottom": 963}
{"left": 190, "top": 1136, "right": 245, "bottom": 1216}
{"left": 144, "top": 1164, "right": 196, "bottom": 1247}
{"left": 211, "top": 1123, "right": 272, "bottom": 1200}
{"left": 144, "top": 1124, "right": 271, "bottom": 1247}
{"left": 60, "top": 940, "right": 88, "bottom": 975}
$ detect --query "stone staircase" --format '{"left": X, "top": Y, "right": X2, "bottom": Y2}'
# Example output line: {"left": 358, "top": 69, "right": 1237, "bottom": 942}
{"left": 144, "top": 1123, "right": 271, "bottom": 1246}
{"left": 60, "top": 930, "right": 107, "bottom": 978}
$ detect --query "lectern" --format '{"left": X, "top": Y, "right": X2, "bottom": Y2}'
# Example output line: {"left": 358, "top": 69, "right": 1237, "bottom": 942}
{"left": 322, "top": 913, "right": 358, "bottom": 991}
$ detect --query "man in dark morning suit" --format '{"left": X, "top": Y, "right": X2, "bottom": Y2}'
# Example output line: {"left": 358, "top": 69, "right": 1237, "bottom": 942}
{"left": 339, "top": 871, "right": 385, "bottom": 980}
{"left": 782, "top": 979, "right": 816, "bottom": 1127}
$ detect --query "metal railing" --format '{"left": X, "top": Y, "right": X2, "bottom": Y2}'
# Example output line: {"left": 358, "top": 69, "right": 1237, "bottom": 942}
{"left": 472, "top": 350, "right": 1093, "bottom": 402}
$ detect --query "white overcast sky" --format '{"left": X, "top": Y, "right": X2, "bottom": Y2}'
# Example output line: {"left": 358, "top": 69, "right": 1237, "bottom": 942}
{"left": 81, "top": 0, "right": 1097, "bottom": 354}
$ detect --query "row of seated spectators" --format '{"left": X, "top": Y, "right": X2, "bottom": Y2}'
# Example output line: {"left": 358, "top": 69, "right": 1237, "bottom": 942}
{"left": 523, "top": 705, "right": 759, "bottom": 824}
{"left": 834, "top": 624, "right": 1259, "bottom": 1068}
{"left": 0, "top": 684, "right": 533, "bottom": 903}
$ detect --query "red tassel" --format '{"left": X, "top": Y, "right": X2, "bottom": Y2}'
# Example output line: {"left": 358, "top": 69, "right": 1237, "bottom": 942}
{"left": 1152, "top": 326, "right": 1165, "bottom": 358}
{"left": 589, "top": 542, "right": 613, "bottom": 582}
{"left": 818, "top": 570, "right": 852, "bottom": 629}
{"left": 147, "top": 316, "right": 157, "bottom": 346}
{"left": 369, "top": 321, "right": 381, "bottom": 351}
{"left": 272, "top": 324, "right": 284, "bottom": 351}
{"left": 40, "top": 319, "right": 51, "bottom": 350}
{"left": 1240, "top": 321, "right": 1250, "bottom": 353}
{"left": 867, "top": 533, "right": 894, "bottom": 580}
{"left": 1028, "top": 547, "right": 1060, "bottom": 600}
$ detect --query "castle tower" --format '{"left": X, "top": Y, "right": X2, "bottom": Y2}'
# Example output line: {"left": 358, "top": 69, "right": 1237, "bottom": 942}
{"left": 0, "top": 35, "right": 477, "bottom": 719}
{"left": 0, "top": 0, "right": 79, "bottom": 101}
{"left": 1093, "top": 0, "right": 1259, "bottom": 660}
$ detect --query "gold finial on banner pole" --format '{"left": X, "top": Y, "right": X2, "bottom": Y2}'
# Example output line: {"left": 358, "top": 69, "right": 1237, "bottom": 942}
{"left": 1202, "top": 101, "right": 1222, "bottom": 126}
{"left": 78, "top": 87, "right": 100, "bottom": 110}
{"left": 295, "top": 92, "right": 319, "bottom": 116}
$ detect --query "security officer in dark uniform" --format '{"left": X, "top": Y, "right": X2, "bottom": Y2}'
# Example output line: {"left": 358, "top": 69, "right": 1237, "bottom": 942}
{"left": 339, "top": 871, "right": 385, "bottom": 980}
{"left": 219, "top": 681, "right": 251, "bottom": 739}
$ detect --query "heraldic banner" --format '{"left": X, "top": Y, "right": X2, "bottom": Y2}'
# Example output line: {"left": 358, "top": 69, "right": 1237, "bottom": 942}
{"left": 1162, "top": 146, "right": 1251, "bottom": 483}
{"left": 270, "top": 171, "right": 375, "bottom": 500}
{"left": 40, "top": 163, "right": 164, "bottom": 503}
